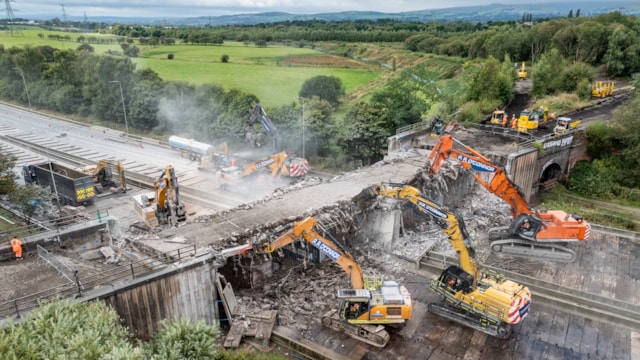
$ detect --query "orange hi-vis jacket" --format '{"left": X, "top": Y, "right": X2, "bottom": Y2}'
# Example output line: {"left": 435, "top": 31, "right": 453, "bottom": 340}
{"left": 10, "top": 238, "right": 22, "bottom": 257}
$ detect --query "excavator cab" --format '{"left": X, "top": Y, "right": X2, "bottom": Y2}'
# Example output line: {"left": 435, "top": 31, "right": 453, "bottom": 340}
{"left": 490, "top": 110, "right": 505, "bottom": 125}
{"left": 438, "top": 266, "right": 474, "bottom": 294}
{"left": 337, "top": 289, "right": 371, "bottom": 320}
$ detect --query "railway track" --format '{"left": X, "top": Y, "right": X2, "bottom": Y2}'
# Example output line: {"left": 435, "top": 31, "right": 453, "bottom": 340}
{"left": 419, "top": 252, "right": 640, "bottom": 331}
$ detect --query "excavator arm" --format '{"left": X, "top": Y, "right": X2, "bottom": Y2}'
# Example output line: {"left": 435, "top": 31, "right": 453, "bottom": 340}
{"left": 115, "top": 160, "right": 127, "bottom": 193}
{"left": 251, "top": 217, "right": 364, "bottom": 289}
{"left": 247, "top": 103, "right": 282, "bottom": 151}
{"left": 427, "top": 134, "right": 531, "bottom": 219}
{"left": 427, "top": 134, "right": 590, "bottom": 262}
{"left": 368, "top": 183, "right": 478, "bottom": 281}
{"left": 363, "top": 182, "right": 531, "bottom": 338}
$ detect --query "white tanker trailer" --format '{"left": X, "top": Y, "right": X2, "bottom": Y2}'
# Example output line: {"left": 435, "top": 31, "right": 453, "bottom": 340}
{"left": 168, "top": 136, "right": 214, "bottom": 161}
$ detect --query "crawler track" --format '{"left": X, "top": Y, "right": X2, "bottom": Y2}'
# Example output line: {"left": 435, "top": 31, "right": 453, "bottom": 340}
{"left": 419, "top": 253, "right": 640, "bottom": 331}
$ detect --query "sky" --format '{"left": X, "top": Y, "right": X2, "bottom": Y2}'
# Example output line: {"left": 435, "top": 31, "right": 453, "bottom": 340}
{"left": 10, "top": 0, "right": 567, "bottom": 19}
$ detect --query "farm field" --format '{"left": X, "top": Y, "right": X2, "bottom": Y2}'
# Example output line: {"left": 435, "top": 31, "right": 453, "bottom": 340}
{"left": 2, "top": 29, "right": 383, "bottom": 107}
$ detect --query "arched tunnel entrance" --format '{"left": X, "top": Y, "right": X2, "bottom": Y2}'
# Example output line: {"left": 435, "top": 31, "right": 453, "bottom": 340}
{"left": 540, "top": 162, "right": 563, "bottom": 190}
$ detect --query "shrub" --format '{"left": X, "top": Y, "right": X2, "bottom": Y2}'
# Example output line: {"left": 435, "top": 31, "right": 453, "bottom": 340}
{"left": 458, "top": 102, "right": 481, "bottom": 125}
{"left": 221, "top": 54, "right": 229, "bottom": 63}
{"left": 167, "top": 53, "right": 174, "bottom": 60}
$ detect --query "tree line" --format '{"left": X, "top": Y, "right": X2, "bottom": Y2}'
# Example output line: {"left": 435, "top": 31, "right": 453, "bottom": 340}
{"left": 98, "top": 12, "right": 640, "bottom": 78}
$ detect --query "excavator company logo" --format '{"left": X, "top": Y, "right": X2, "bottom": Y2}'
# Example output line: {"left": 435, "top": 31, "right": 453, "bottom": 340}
{"left": 543, "top": 135, "right": 574, "bottom": 149}
{"left": 312, "top": 238, "right": 340, "bottom": 261}
{"left": 456, "top": 155, "right": 496, "bottom": 172}
{"left": 255, "top": 159, "right": 275, "bottom": 168}
{"left": 416, "top": 201, "right": 447, "bottom": 219}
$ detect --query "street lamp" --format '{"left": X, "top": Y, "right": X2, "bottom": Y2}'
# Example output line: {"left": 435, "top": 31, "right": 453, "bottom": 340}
{"left": 298, "top": 97, "right": 305, "bottom": 159}
{"left": 109, "top": 80, "right": 129, "bottom": 136}
{"left": 13, "top": 67, "right": 31, "bottom": 109}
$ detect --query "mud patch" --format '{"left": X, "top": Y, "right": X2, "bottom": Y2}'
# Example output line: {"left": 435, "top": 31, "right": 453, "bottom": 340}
{"left": 281, "top": 55, "right": 370, "bottom": 69}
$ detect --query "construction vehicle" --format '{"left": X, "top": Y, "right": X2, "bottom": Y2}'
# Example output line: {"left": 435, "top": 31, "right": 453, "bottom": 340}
{"left": 246, "top": 103, "right": 282, "bottom": 151}
{"left": 132, "top": 165, "right": 186, "bottom": 228}
{"left": 360, "top": 183, "right": 531, "bottom": 338}
{"left": 516, "top": 106, "right": 555, "bottom": 132}
{"left": 78, "top": 160, "right": 127, "bottom": 194}
{"left": 554, "top": 117, "right": 581, "bottom": 135}
{"left": 23, "top": 162, "right": 96, "bottom": 206}
{"left": 198, "top": 142, "right": 230, "bottom": 172}
{"left": 244, "top": 216, "right": 411, "bottom": 348}
{"left": 426, "top": 134, "right": 591, "bottom": 262}
{"left": 169, "top": 136, "right": 215, "bottom": 161}
{"left": 219, "top": 151, "right": 308, "bottom": 187}
{"left": 430, "top": 118, "right": 445, "bottom": 137}
{"left": 591, "top": 81, "right": 614, "bottom": 98}
{"left": 517, "top": 63, "right": 527, "bottom": 80}
{"left": 489, "top": 110, "right": 507, "bottom": 126}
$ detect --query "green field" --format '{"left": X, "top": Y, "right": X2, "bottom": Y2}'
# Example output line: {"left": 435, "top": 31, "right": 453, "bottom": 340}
{"left": 2, "top": 29, "right": 382, "bottom": 107}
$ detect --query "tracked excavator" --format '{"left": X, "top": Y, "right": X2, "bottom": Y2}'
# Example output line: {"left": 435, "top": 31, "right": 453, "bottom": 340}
{"left": 246, "top": 103, "right": 282, "bottom": 151}
{"left": 79, "top": 160, "right": 127, "bottom": 193}
{"left": 219, "top": 151, "right": 308, "bottom": 187}
{"left": 244, "top": 216, "right": 412, "bottom": 348}
{"left": 198, "top": 142, "right": 229, "bottom": 172}
{"left": 360, "top": 183, "right": 531, "bottom": 338}
{"left": 426, "top": 134, "right": 591, "bottom": 262}
{"left": 132, "top": 165, "right": 186, "bottom": 228}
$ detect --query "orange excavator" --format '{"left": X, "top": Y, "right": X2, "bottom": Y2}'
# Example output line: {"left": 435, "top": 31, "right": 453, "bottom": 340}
{"left": 244, "top": 216, "right": 412, "bottom": 348}
{"left": 426, "top": 134, "right": 591, "bottom": 262}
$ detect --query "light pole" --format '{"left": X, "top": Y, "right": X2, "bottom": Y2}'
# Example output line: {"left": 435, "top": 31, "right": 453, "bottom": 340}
{"left": 109, "top": 80, "right": 129, "bottom": 136}
{"left": 13, "top": 67, "right": 31, "bottom": 109}
{"left": 46, "top": 149, "right": 61, "bottom": 212}
{"left": 298, "top": 97, "right": 305, "bottom": 159}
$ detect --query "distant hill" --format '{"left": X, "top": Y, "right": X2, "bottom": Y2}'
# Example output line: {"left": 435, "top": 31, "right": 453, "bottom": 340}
{"left": 26, "top": 1, "right": 640, "bottom": 26}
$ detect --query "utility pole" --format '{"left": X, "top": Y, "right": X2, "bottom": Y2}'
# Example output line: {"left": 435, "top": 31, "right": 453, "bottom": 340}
{"left": 13, "top": 67, "right": 31, "bottom": 109}
{"left": 4, "top": 0, "right": 22, "bottom": 36}
{"left": 109, "top": 81, "right": 129, "bottom": 136}
{"left": 298, "top": 97, "right": 306, "bottom": 159}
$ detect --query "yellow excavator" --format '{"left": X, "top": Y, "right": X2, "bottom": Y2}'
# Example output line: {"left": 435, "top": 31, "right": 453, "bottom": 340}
{"left": 198, "top": 142, "right": 229, "bottom": 172}
{"left": 359, "top": 183, "right": 531, "bottom": 338}
{"left": 132, "top": 165, "right": 186, "bottom": 228}
{"left": 517, "top": 62, "right": 527, "bottom": 80}
{"left": 79, "top": 160, "right": 127, "bottom": 193}
{"left": 243, "top": 216, "right": 412, "bottom": 348}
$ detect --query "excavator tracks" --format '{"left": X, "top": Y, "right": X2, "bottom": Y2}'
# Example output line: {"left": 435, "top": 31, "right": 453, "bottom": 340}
{"left": 489, "top": 238, "right": 577, "bottom": 263}
{"left": 321, "top": 310, "right": 390, "bottom": 348}
{"left": 427, "top": 302, "right": 511, "bottom": 339}
{"left": 488, "top": 226, "right": 577, "bottom": 262}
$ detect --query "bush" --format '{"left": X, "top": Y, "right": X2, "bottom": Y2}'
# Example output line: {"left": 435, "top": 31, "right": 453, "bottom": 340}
{"left": 167, "top": 53, "right": 174, "bottom": 60}
{"left": 221, "top": 54, "right": 229, "bottom": 63}
{"left": 458, "top": 102, "right": 481, "bottom": 125}
{"left": 576, "top": 78, "right": 592, "bottom": 99}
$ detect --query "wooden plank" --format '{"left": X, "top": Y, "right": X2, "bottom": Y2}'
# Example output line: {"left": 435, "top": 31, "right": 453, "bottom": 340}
{"left": 216, "top": 274, "right": 233, "bottom": 325}
{"left": 223, "top": 321, "right": 246, "bottom": 348}
{"left": 254, "top": 310, "right": 277, "bottom": 346}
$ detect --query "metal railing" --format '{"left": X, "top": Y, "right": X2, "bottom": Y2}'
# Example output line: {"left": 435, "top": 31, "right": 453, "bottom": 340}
{"left": 0, "top": 243, "right": 196, "bottom": 320}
